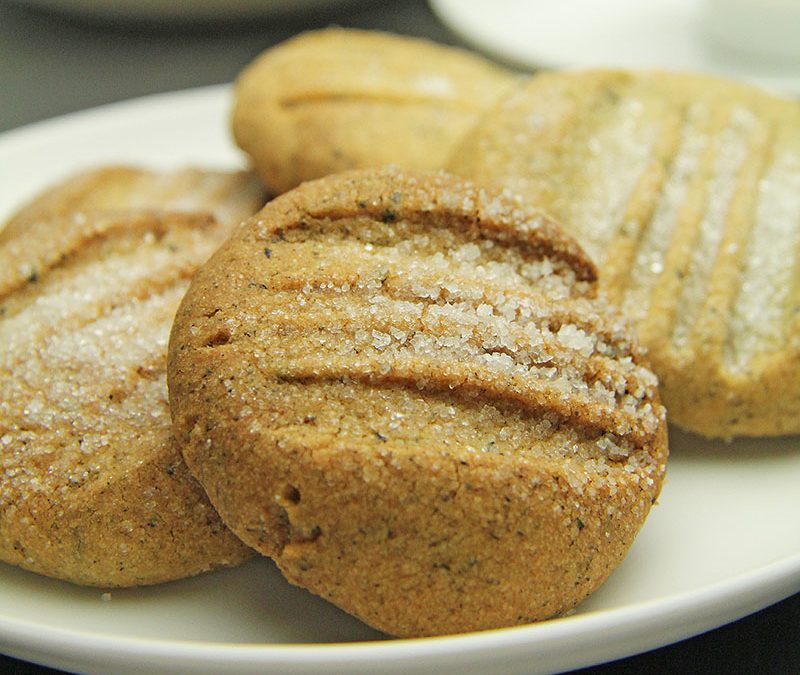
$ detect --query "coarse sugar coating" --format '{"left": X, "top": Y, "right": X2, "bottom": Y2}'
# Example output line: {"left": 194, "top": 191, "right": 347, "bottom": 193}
{"left": 0, "top": 166, "right": 266, "bottom": 586}
{"left": 449, "top": 69, "right": 800, "bottom": 438}
{"left": 168, "top": 167, "right": 668, "bottom": 637}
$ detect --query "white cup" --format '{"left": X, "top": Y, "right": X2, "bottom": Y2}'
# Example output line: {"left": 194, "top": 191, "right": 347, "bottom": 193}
{"left": 703, "top": 0, "right": 800, "bottom": 63}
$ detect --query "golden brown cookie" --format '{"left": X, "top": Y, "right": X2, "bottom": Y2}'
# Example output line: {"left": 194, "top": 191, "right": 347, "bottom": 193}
{"left": 168, "top": 168, "right": 667, "bottom": 637}
{"left": 0, "top": 167, "right": 266, "bottom": 586}
{"left": 231, "top": 28, "right": 517, "bottom": 194}
{"left": 449, "top": 69, "right": 800, "bottom": 438}
{"left": 1, "top": 165, "right": 267, "bottom": 239}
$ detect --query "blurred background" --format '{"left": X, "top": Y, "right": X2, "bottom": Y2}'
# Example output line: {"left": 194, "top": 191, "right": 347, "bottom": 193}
{"left": 0, "top": 0, "right": 460, "bottom": 133}
{"left": 0, "top": 0, "right": 798, "bottom": 673}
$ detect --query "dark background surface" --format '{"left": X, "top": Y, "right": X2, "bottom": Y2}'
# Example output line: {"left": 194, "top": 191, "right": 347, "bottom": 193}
{"left": 1, "top": 0, "right": 798, "bottom": 673}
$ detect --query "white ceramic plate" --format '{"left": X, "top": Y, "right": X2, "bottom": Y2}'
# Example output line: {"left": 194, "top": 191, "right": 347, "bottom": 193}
{"left": 430, "top": 0, "right": 800, "bottom": 95}
{"left": 0, "top": 86, "right": 799, "bottom": 675}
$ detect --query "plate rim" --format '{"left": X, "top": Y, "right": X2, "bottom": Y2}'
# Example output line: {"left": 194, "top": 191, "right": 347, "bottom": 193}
{"left": 1, "top": 554, "right": 798, "bottom": 673}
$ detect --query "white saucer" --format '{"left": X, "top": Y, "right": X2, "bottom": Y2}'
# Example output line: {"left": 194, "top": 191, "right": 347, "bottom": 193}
{"left": 429, "top": 0, "right": 800, "bottom": 94}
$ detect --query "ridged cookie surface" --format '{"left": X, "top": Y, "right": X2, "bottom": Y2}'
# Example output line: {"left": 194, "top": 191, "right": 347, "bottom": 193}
{"left": 168, "top": 168, "right": 667, "bottom": 637}
{"left": 0, "top": 167, "right": 266, "bottom": 586}
{"left": 232, "top": 28, "right": 517, "bottom": 193}
{"left": 450, "top": 69, "right": 800, "bottom": 438}
{"left": 2, "top": 165, "right": 266, "bottom": 237}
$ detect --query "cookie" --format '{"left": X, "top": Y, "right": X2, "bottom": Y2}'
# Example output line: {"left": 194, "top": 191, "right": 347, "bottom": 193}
{"left": 2, "top": 165, "right": 267, "bottom": 238}
{"left": 231, "top": 28, "right": 517, "bottom": 194}
{"left": 168, "top": 168, "right": 667, "bottom": 637}
{"left": 449, "top": 69, "right": 800, "bottom": 438}
{"left": 0, "top": 166, "right": 266, "bottom": 586}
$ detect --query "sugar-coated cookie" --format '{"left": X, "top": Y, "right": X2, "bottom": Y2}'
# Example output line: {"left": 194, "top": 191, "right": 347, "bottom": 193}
{"left": 168, "top": 168, "right": 667, "bottom": 636}
{"left": 450, "top": 69, "right": 800, "bottom": 438}
{"left": 0, "top": 167, "right": 265, "bottom": 586}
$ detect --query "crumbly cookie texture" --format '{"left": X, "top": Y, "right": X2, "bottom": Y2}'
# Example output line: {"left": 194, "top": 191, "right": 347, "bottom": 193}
{"left": 168, "top": 168, "right": 667, "bottom": 637}
{"left": 232, "top": 28, "right": 517, "bottom": 193}
{"left": 0, "top": 167, "right": 266, "bottom": 586}
{"left": 449, "top": 69, "right": 800, "bottom": 438}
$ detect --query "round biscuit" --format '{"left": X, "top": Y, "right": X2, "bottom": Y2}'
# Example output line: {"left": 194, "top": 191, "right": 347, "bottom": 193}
{"left": 168, "top": 168, "right": 668, "bottom": 636}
